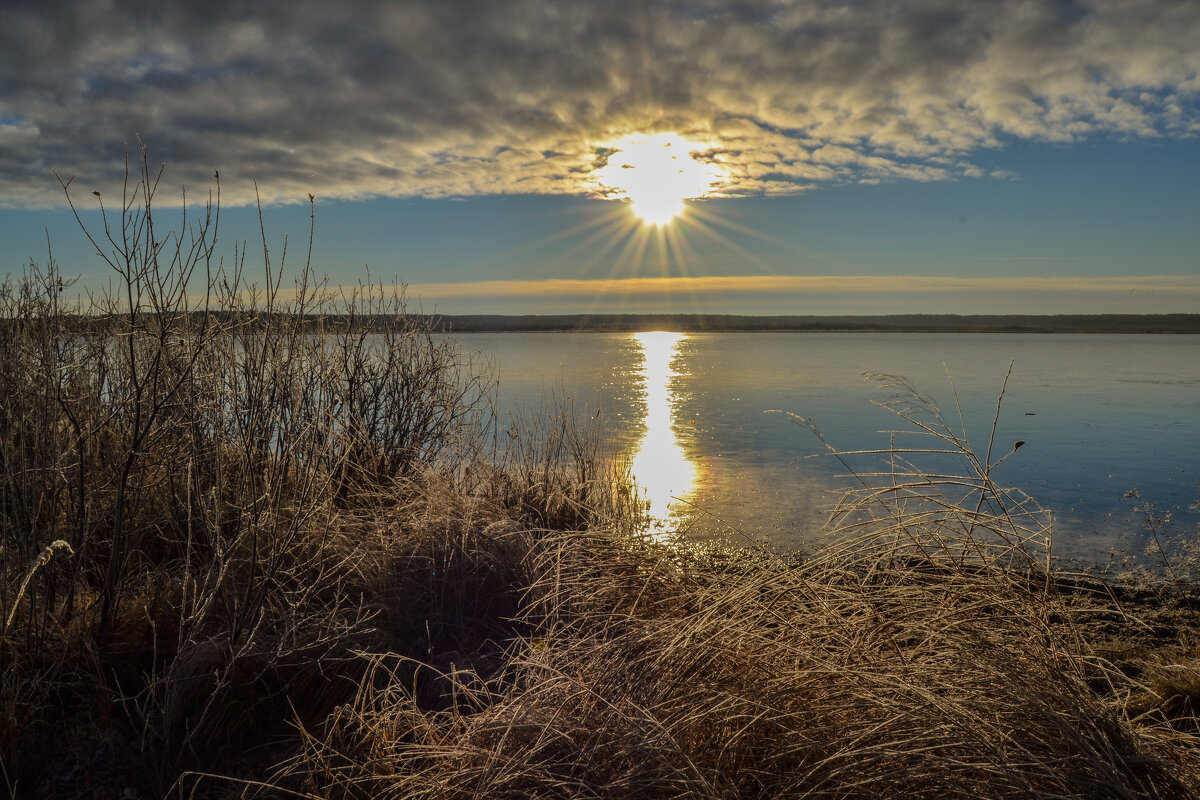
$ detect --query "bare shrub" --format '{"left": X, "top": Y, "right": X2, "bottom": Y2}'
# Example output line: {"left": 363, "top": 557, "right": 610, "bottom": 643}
{"left": 0, "top": 143, "right": 501, "bottom": 795}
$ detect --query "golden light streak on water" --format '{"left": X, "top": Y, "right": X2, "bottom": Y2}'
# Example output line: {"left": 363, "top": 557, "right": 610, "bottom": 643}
{"left": 629, "top": 331, "right": 698, "bottom": 536}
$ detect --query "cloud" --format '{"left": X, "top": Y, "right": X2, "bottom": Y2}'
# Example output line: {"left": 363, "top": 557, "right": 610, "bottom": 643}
{"left": 386, "top": 273, "right": 1200, "bottom": 315}
{"left": 1, "top": 0, "right": 1197, "bottom": 207}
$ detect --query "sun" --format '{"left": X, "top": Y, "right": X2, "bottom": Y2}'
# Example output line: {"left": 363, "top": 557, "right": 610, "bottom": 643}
{"left": 593, "top": 132, "right": 724, "bottom": 225}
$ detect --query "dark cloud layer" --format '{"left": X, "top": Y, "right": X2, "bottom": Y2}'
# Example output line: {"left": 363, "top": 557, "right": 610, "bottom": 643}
{"left": 2, "top": 0, "right": 1197, "bottom": 206}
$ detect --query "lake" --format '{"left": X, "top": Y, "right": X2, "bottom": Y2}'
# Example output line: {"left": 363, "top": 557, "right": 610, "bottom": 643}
{"left": 465, "top": 331, "right": 1200, "bottom": 567}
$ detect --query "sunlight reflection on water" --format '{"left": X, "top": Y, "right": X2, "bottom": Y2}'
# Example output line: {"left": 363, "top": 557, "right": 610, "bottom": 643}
{"left": 464, "top": 331, "right": 1200, "bottom": 565}
{"left": 629, "top": 331, "right": 699, "bottom": 536}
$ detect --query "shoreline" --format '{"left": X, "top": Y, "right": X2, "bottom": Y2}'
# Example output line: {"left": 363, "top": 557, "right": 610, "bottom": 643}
{"left": 428, "top": 312, "right": 1200, "bottom": 334}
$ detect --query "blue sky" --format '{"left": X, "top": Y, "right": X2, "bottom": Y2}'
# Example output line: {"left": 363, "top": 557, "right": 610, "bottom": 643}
{"left": 2, "top": 1, "right": 1199, "bottom": 315}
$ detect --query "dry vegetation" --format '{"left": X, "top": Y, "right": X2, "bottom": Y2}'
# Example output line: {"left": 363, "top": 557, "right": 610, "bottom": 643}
{"left": 3, "top": 147, "right": 1200, "bottom": 798}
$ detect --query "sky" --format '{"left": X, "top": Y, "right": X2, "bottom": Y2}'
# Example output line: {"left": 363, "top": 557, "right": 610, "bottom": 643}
{"left": 2, "top": 0, "right": 1199, "bottom": 316}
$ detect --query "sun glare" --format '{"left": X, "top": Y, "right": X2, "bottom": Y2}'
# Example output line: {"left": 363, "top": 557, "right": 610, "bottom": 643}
{"left": 630, "top": 331, "right": 698, "bottom": 536}
{"left": 594, "top": 132, "right": 724, "bottom": 226}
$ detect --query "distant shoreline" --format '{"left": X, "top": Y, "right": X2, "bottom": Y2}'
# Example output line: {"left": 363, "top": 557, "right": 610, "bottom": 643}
{"left": 19, "top": 312, "right": 1200, "bottom": 335}
{"left": 428, "top": 313, "right": 1200, "bottom": 334}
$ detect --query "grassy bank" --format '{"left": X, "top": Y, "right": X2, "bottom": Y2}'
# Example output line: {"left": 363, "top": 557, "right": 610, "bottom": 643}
{"left": 4, "top": 150, "right": 1200, "bottom": 798}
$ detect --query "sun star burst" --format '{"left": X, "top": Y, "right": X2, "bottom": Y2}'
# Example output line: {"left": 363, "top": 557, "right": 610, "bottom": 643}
{"left": 593, "top": 132, "right": 724, "bottom": 225}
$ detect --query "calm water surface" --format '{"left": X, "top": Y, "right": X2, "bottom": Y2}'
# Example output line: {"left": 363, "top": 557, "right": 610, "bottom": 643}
{"left": 467, "top": 332, "right": 1200, "bottom": 566}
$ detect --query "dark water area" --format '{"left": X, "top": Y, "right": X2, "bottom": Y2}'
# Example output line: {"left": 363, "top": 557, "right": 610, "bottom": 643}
{"left": 466, "top": 331, "right": 1200, "bottom": 567}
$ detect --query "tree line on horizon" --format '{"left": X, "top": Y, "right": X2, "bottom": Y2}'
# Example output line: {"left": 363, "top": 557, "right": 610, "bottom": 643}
{"left": 11, "top": 311, "right": 1198, "bottom": 335}
{"left": 426, "top": 312, "right": 1200, "bottom": 333}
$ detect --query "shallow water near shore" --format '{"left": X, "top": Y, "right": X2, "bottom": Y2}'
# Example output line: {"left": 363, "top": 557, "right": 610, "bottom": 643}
{"left": 468, "top": 331, "right": 1200, "bottom": 567}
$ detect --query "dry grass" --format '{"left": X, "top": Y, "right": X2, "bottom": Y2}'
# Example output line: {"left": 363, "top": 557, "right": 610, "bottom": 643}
{"left": 259, "top": 532, "right": 1200, "bottom": 799}
{"left": 4, "top": 147, "right": 1200, "bottom": 798}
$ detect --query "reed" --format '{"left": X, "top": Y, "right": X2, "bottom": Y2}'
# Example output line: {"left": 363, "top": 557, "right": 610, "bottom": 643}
{"left": 3, "top": 147, "right": 1199, "bottom": 798}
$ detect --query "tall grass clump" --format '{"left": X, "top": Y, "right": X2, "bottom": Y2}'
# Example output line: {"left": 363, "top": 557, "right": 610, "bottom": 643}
{"left": 480, "top": 391, "right": 645, "bottom": 532}
{"left": 783, "top": 367, "right": 1054, "bottom": 576}
{"left": 4, "top": 145, "right": 1200, "bottom": 799}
